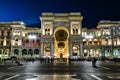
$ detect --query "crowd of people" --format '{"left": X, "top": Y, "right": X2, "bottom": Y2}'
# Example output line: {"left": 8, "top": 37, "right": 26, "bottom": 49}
{"left": 40, "top": 57, "right": 54, "bottom": 64}
{"left": 2, "top": 56, "right": 101, "bottom": 67}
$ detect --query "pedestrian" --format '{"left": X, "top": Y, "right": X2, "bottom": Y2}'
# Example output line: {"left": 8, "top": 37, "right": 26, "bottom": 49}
{"left": 15, "top": 59, "right": 22, "bottom": 66}
{"left": 40, "top": 57, "right": 43, "bottom": 64}
{"left": 50, "top": 57, "right": 53, "bottom": 63}
{"left": 47, "top": 57, "right": 50, "bottom": 63}
{"left": 92, "top": 57, "right": 97, "bottom": 68}
{"left": 69, "top": 57, "right": 71, "bottom": 63}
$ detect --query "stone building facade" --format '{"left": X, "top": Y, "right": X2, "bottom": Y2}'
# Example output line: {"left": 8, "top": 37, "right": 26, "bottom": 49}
{"left": 0, "top": 12, "right": 120, "bottom": 60}
{"left": 40, "top": 12, "right": 83, "bottom": 58}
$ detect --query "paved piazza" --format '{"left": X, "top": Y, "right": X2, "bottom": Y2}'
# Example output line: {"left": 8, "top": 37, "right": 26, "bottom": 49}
{"left": 0, "top": 61, "right": 120, "bottom": 80}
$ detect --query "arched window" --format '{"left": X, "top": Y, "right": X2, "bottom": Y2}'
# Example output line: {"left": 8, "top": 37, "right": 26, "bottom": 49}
{"left": 73, "top": 29, "right": 75, "bottom": 34}
{"left": 76, "top": 29, "right": 78, "bottom": 34}
{"left": 113, "top": 39, "right": 117, "bottom": 45}
{"left": 15, "top": 39, "right": 18, "bottom": 41}
{"left": 45, "top": 29, "right": 47, "bottom": 31}
{"left": 28, "top": 49, "right": 33, "bottom": 55}
{"left": 105, "top": 39, "right": 108, "bottom": 45}
{"left": 14, "top": 49, "right": 19, "bottom": 55}
{"left": 34, "top": 49, "right": 39, "bottom": 54}
{"left": 22, "top": 49, "right": 27, "bottom": 55}
{"left": 72, "top": 45, "right": 79, "bottom": 56}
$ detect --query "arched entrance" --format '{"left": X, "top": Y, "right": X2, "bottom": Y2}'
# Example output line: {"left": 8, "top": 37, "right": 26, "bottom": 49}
{"left": 54, "top": 27, "right": 69, "bottom": 58}
{"left": 14, "top": 49, "right": 19, "bottom": 56}
{"left": 44, "top": 45, "right": 51, "bottom": 57}
{"left": 72, "top": 45, "right": 80, "bottom": 59}
{"left": 22, "top": 49, "right": 27, "bottom": 58}
{"left": 28, "top": 49, "right": 33, "bottom": 56}
{"left": 72, "top": 45, "right": 79, "bottom": 56}
{"left": 34, "top": 49, "right": 39, "bottom": 58}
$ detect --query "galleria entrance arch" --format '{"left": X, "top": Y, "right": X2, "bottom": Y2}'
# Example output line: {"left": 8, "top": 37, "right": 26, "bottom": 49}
{"left": 40, "top": 12, "right": 83, "bottom": 59}
{"left": 54, "top": 26, "right": 69, "bottom": 58}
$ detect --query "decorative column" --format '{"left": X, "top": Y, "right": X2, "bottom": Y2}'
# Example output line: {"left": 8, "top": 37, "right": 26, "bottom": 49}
{"left": 11, "top": 49, "right": 14, "bottom": 56}
{"left": 69, "top": 42, "right": 72, "bottom": 58}
{"left": 51, "top": 41, "right": 54, "bottom": 57}
{"left": 18, "top": 49, "right": 22, "bottom": 60}
{"left": 111, "top": 28, "right": 113, "bottom": 58}
{"left": 40, "top": 42, "right": 44, "bottom": 57}
{"left": 80, "top": 43, "right": 83, "bottom": 57}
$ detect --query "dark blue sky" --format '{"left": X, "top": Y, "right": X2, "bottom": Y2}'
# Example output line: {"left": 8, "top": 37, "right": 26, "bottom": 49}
{"left": 0, "top": 0, "right": 120, "bottom": 28}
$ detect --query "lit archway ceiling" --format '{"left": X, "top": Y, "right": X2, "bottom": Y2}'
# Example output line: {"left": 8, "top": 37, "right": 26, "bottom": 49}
{"left": 58, "top": 42, "right": 65, "bottom": 48}
{"left": 55, "top": 30, "right": 68, "bottom": 41}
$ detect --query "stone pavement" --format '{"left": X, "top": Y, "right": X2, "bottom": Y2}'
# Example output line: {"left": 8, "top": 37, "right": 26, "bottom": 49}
{"left": 0, "top": 60, "right": 120, "bottom": 80}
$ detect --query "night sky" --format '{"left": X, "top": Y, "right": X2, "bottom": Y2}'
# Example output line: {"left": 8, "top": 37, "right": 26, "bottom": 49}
{"left": 0, "top": 0, "right": 120, "bottom": 28}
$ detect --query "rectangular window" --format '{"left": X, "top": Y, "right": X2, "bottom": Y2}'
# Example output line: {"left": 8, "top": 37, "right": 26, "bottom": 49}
{"left": 1, "top": 36, "right": 4, "bottom": 39}
{"left": 1, "top": 41, "right": 3, "bottom": 46}
{"left": 7, "top": 41, "right": 9, "bottom": 44}
{"left": 113, "top": 31, "right": 117, "bottom": 36}
{"left": 7, "top": 31, "right": 10, "bottom": 36}
{"left": 1, "top": 30, "right": 4, "bottom": 36}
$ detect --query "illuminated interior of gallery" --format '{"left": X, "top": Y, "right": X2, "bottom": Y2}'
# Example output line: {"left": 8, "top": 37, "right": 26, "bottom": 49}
{"left": 0, "top": 12, "right": 120, "bottom": 60}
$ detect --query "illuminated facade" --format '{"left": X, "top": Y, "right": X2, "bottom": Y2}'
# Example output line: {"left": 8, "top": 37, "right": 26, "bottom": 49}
{"left": 40, "top": 12, "right": 83, "bottom": 58}
{"left": 0, "top": 23, "right": 11, "bottom": 59}
{"left": 82, "top": 28, "right": 101, "bottom": 58}
{"left": 22, "top": 28, "right": 41, "bottom": 59}
{"left": 0, "top": 21, "right": 25, "bottom": 59}
{"left": 0, "top": 12, "right": 120, "bottom": 59}
{"left": 97, "top": 21, "right": 120, "bottom": 59}
{"left": 0, "top": 21, "right": 41, "bottom": 59}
